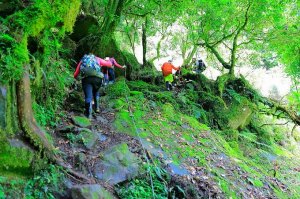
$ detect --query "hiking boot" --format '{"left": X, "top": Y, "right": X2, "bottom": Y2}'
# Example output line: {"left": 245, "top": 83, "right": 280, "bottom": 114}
{"left": 94, "top": 97, "right": 100, "bottom": 113}
{"left": 84, "top": 102, "right": 92, "bottom": 119}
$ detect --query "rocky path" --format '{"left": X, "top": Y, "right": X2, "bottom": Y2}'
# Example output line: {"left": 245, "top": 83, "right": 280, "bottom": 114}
{"left": 50, "top": 87, "right": 290, "bottom": 199}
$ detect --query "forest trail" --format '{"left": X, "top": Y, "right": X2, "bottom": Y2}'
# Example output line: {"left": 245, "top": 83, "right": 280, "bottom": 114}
{"left": 49, "top": 83, "right": 292, "bottom": 198}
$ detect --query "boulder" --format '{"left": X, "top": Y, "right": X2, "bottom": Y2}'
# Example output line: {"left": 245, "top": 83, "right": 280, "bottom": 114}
{"left": 72, "top": 116, "right": 91, "bottom": 128}
{"left": 94, "top": 143, "right": 140, "bottom": 184}
{"left": 71, "top": 184, "right": 116, "bottom": 199}
{"left": 78, "top": 128, "right": 98, "bottom": 149}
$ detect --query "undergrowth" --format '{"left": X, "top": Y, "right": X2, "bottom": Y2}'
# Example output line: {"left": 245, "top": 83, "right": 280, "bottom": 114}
{"left": 111, "top": 79, "right": 300, "bottom": 198}
{"left": 116, "top": 164, "right": 169, "bottom": 199}
{"left": 0, "top": 164, "right": 65, "bottom": 199}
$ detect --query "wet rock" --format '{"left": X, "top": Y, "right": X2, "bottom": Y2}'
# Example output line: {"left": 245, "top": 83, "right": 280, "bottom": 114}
{"left": 140, "top": 138, "right": 168, "bottom": 159}
{"left": 72, "top": 116, "right": 91, "bottom": 128}
{"left": 75, "top": 152, "right": 86, "bottom": 164}
{"left": 8, "top": 138, "right": 34, "bottom": 151}
{"left": 71, "top": 184, "right": 116, "bottom": 199}
{"left": 181, "top": 123, "right": 191, "bottom": 129}
{"left": 56, "top": 125, "right": 76, "bottom": 134}
{"left": 94, "top": 143, "right": 140, "bottom": 184}
{"left": 167, "top": 163, "right": 190, "bottom": 176}
{"left": 79, "top": 128, "right": 98, "bottom": 149}
{"left": 97, "top": 133, "right": 108, "bottom": 142}
{"left": 96, "top": 116, "right": 109, "bottom": 125}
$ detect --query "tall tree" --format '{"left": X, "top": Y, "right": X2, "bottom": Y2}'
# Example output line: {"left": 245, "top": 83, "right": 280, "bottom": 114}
{"left": 178, "top": 0, "right": 288, "bottom": 76}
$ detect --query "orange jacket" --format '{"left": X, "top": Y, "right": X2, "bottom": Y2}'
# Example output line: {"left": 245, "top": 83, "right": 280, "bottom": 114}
{"left": 161, "top": 62, "right": 180, "bottom": 77}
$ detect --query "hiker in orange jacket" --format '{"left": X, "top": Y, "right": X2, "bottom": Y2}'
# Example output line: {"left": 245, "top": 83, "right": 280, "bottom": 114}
{"left": 161, "top": 60, "right": 180, "bottom": 91}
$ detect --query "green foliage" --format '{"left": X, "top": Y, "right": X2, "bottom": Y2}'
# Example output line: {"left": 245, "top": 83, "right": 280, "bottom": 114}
{"left": 0, "top": 143, "right": 34, "bottom": 174}
{"left": 116, "top": 165, "right": 169, "bottom": 199}
{"left": 32, "top": 102, "right": 56, "bottom": 127}
{"left": 24, "top": 164, "right": 65, "bottom": 199}
{"left": 66, "top": 133, "right": 82, "bottom": 144}
{"left": 288, "top": 91, "right": 300, "bottom": 114}
{"left": 127, "top": 80, "right": 161, "bottom": 92}
{"left": 107, "top": 78, "right": 130, "bottom": 99}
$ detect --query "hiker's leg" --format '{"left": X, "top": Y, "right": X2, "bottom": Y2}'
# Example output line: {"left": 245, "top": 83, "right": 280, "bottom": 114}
{"left": 108, "top": 68, "right": 115, "bottom": 83}
{"left": 166, "top": 81, "right": 171, "bottom": 91}
{"left": 92, "top": 77, "right": 102, "bottom": 113}
{"left": 169, "top": 75, "right": 174, "bottom": 90}
{"left": 102, "top": 67, "right": 109, "bottom": 85}
{"left": 82, "top": 78, "right": 93, "bottom": 118}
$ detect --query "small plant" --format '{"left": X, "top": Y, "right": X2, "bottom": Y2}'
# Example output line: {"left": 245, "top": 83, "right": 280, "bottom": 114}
{"left": 116, "top": 165, "right": 169, "bottom": 199}
{"left": 66, "top": 133, "right": 82, "bottom": 144}
{"left": 24, "top": 164, "right": 65, "bottom": 199}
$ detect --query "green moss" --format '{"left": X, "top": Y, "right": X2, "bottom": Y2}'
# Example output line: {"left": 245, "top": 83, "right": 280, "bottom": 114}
{"left": 220, "top": 129, "right": 239, "bottom": 142}
{"left": 107, "top": 78, "right": 130, "bottom": 99}
{"left": 161, "top": 103, "right": 177, "bottom": 122}
{"left": 182, "top": 115, "right": 210, "bottom": 131}
{"left": 127, "top": 80, "right": 160, "bottom": 92}
{"left": 80, "top": 129, "right": 98, "bottom": 149}
{"left": 72, "top": 116, "right": 91, "bottom": 128}
{"left": 218, "top": 178, "right": 237, "bottom": 198}
{"left": 0, "top": 144, "right": 34, "bottom": 174}
{"left": 216, "top": 74, "right": 233, "bottom": 96}
{"left": 5, "top": 83, "right": 19, "bottom": 135}
{"left": 215, "top": 91, "right": 254, "bottom": 130}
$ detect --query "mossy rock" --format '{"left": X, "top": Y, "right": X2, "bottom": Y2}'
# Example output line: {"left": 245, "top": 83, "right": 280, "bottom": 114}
{"left": 71, "top": 184, "right": 116, "bottom": 199}
{"left": 110, "top": 98, "right": 127, "bottom": 110}
{"left": 199, "top": 91, "right": 227, "bottom": 111}
{"left": 94, "top": 143, "right": 140, "bottom": 184}
{"left": 216, "top": 74, "right": 234, "bottom": 96}
{"left": 215, "top": 95, "right": 253, "bottom": 130}
{"left": 72, "top": 116, "right": 91, "bottom": 128}
{"left": 79, "top": 128, "right": 98, "bottom": 149}
{"left": 106, "top": 78, "right": 130, "bottom": 99}
{"left": 127, "top": 80, "right": 160, "bottom": 92}
{"left": 162, "top": 103, "right": 177, "bottom": 122}
{"left": 220, "top": 129, "right": 239, "bottom": 142}
{"left": 183, "top": 73, "right": 215, "bottom": 92}
{"left": 146, "top": 91, "right": 177, "bottom": 107}
{"left": 130, "top": 91, "right": 144, "bottom": 97}
{"left": 0, "top": 142, "right": 34, "bottom": 176}
{"left": 70, "top": 15, "right": 99, "bottom": 43}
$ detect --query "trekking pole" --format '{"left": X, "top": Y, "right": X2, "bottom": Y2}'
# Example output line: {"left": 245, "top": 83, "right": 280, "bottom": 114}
{"left": 125, "top": 66, "right": 126, "bottom": 79}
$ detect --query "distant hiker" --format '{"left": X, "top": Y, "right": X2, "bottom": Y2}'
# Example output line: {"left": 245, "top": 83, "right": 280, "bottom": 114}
{"left": 192, "top": 58, "right": 206, "bottom": 73}
{"left": 161, "top": 60, "right": 180, "bottom": 91}
{"left": 74, "top": 53, "right": 112, "bottom": 118}
{"left": 103, "top": 57, "right": 126, "bottom": 84}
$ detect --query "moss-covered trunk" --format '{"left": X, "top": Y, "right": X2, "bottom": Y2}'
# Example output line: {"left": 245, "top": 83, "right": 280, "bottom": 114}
{"left": 17, "top": 66, "right": 53, "bottom": 150}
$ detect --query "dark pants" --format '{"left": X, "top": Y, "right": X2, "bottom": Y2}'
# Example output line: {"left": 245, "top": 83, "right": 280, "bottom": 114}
{"left": 82, "top": 76, "right": 102, "bottom": 103}
{"left": 166, "top": 82, "right": 172, "bottom": 91}
{"left": 108, "top": 68, "right": 115, "bottom": 82}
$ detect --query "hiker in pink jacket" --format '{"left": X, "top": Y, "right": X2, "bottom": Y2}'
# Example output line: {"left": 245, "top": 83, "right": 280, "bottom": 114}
{"left": 103, "top": 57, "right": 126, "bottom": 84}
{"left": 74, "top": 54, "right": 112, "bottom": 118}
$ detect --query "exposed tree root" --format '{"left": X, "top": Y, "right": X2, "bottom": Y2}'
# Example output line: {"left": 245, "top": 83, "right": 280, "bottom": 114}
{"left": 17, "top": 67, "right": 93, "bottom": 183}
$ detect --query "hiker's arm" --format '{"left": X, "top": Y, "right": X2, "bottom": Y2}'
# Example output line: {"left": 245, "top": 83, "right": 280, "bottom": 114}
{"left": 112, "top": 58, "right": 123, "bottom": 69}
{"left": 172, "top": 65, "right": 180, "bottom": 71}
{"left": 73, "top": 61, "right": 82, "bottom": 78}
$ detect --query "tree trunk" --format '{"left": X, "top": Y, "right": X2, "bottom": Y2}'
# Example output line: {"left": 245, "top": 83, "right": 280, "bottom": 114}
{"left": 16, "top": 66, "right": 93, "bottom": 182}
{"left": 142, "top": 16, "right": 148, "bottom": 67}
{"left": 183, "top": 45, "right": 198, "bottom": 66}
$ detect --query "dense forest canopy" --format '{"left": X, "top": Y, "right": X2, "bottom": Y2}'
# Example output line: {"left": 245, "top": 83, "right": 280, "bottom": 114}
{"left": 0, "top": 0, "right": 299, "bottom": 198}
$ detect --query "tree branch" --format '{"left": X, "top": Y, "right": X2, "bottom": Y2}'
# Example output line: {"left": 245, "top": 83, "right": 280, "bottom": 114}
{"left": 259, "top": 97, "right": 300, "bottom": 126}
{"left": 230, "top": 0, "right": 252, "bottom": 74}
